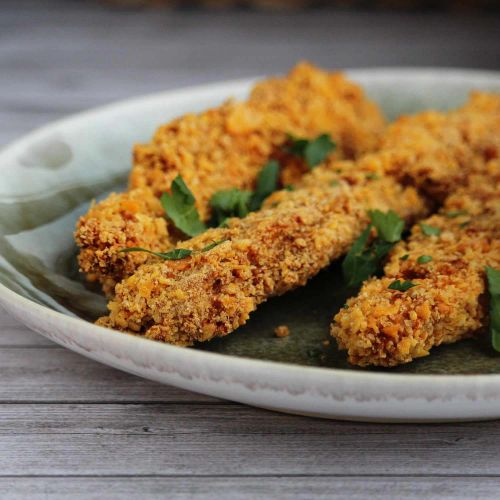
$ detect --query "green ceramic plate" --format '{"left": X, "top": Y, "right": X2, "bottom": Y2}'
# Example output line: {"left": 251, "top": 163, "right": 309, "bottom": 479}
{"left": 0, "top": 69, "right": 499, "bottom": 421}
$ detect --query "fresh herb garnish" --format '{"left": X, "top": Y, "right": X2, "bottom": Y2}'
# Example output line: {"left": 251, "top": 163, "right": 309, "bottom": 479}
{"left": 342, "top": 210, "right": 405, "bottom": 288}
{"left": 121, "top": 240, "right": 226, "bottom": 261}
{"left": 285, "top": 133, "right": 336, "bottom": 168}
{"left": 486, "top": 266, "right": 500, "bottom": 352}
{"left": 121, "top": 247, "right": 193, "bottom": 260}
{"left": 365, "top": 172, "right": 380, "bottom": 180}
{"left": 200, "top": 240, "right": 227, "bottom": 252}
{"left": 400, "top": 254, "right": 410, "bottom": 261}
{"left": 417, "top": 255, "right": 433, "bottom": 264}
{"left": 420, "top": 223, "right": 442, "bottom": 237}
{"left": 161, "top": 175, "right": 207, "bottom": 237}
{"left": 209, "top": 188, "right": 252, "bottom": 227}
{"left": 388, "top": 280, "right": 418, "bottom": 292}
{"left": 368, "top": 210, "right": 405, "bottom": 243}
{"left": 209, "top": 161, "right": 280, "bottom": 225}
{"left": 460, "top": 221, "right": 470, "bottom": 229}
{"left": 446, "top": 210, "right": 468, "bottom": 218}
{"left": 285, "top": 184, "right": 295, "bottom": 191}
{"left": 249, "top": 160, "right": 280, "bottom": 211}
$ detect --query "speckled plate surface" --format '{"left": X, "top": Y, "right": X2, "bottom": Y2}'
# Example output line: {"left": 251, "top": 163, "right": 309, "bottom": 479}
{"left": 1, "top": 68, "right": 499, "bottom": 422}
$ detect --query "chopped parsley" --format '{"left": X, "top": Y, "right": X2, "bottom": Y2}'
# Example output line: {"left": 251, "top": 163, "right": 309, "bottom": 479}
{"left": 420, "top": 223, "right": 442, "bottom": 237}
{"left": 121, "top": 247, "right": 193, "bottom": 260}
{"left": 368, "top": 210, "right": 405, "bottom": 243}
{"left": 285, "top": 133, "right": 336, "bottom": 168}
{"left": 445, "top": 210, "right": 468, "bottom": 218}
{"left": 486, "top": 266, "right": 500, "bottom": 352}
{"left": 161, "top": 175, "right": 207, "bottom": 237}
{"left": 417, "top": 255, "right": 433, "bottom": 264}
{"left": 249, "top": 160, "right": 280, "bottom": 211}
{"left": 365, "top": 172, "right": 380, "bottom": 180}
{"left": 120, "top": 239, "right": 227, "bottom": 261}
{"left": 207, "top": 161, "right": 281, "bottom": 227}
{"left": 342, "top": 210, "right": 405, "bottom": 288}
{"left": 388, "top": 280, "right": 418, "bottom": 292}
{"left": 400, "top": 254, "right": 410, "bottom": 261}
{"left": 209, "top": 188, "right": 252, "bottom": 227}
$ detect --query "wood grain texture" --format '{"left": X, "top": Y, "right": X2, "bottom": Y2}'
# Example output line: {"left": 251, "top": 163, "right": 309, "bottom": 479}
{"left": 0, "top": 344, "right": 218, "bottom": 403}
{"left": 1, "top": 1, "right": 500, "bottom": 497}
{"left": 3, "top": 477, "right": 500, "bottom": 500}
{"left": 1, "top": 404, "right": 500, "bottom": 476}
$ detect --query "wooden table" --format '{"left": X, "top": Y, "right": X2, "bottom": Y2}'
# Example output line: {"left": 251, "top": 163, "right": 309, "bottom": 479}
{"left": 1, "top": 1, "right": 499, "bottom": 498}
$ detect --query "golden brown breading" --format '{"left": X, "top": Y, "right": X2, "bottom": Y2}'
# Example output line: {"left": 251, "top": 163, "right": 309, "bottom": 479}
{"left": 76, "top": 62, "right": 386, "bottom": 292}
{"left": 129, "top": 62, "right": 386, "bottom": 200}
{"left": 96, "top": 92, "right": 500, "bottom": 345}
{"left": 96, "top": 175, "right": 426, "bottom": 345}
{"left": 75, "top": 188, "right": 172, "bottom": 296}
{"left": 361, "top": 91, "right": 500, "bottom": 201}
{"left": 331, "top": 163, "right": 500, "bottom": 367}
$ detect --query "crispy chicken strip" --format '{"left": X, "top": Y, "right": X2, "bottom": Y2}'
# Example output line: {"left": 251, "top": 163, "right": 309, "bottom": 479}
{"left": 97, "top": 171, "right": 427, "bottom": 345}
{"left": 331, "top": 163, "right": 500, "bottom": 367}
{"left": 352, "top": 91, "right": 500, "bottom": 201}
{"left": 76, "top": 62, "right": 386, "bottom": 292}
{"left": 96, "top": 92, "right": 500, "bottom": 344}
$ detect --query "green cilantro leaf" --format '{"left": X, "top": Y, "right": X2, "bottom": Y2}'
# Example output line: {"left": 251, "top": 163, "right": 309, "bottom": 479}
{"left": 342, "top": 210, "right": 406, "bottom": 288}
{"left": 420, "top": 223, "right": 442, "bottom": 237}
{"left": 161, "top": 175, "right": 207, "bottom": 237}
{"left": 486, "top": 266, "right": 500, "bottom": 352}
{"left": 210, "top": 188, "right": 252, "bottom": 227}
{"left": 417, "top": 255, "right": 433, "bottom": 264}
{"left": 120, "top": 240, "right": 227, "bottom": 261}
{"left": 400, "top": 254, "right": 410, "bottom": 261}
{"left": 249, "top": 160, "right": 280, "bottom": 211}
{"left": 285, "top": 133, "right": 336, "bottom": 168}
{"left": 388, "top": 280, "right": 418, "bottom": 292}
{"left": 121, "top": 247, "right": 193, "bottom": 260}
{"left": 342, "top": 225, "right": 376, "bottom": 288}
{"left": 201, "top": 239, "right": 227, "bottom": 252}
{"left": 445, "top": 210, "right": 468, "bottom": 218}
{"left": 368, "top": 209, "right": 405, "bottom": 243}
{"left": 365, "top": 172, "right": 380, "bottom": 180}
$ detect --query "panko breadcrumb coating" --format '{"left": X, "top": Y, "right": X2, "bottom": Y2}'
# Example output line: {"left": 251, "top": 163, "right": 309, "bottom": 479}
{"left": 352, "top": 91, "right": 500, "bottom": 201}
{"left": 331, "top": 163, "right": 500, "bottom": 367}
{"left": 97, "top": 174, "right": 426, "bottom": 345}
{"left": 75, "top": 187, "right": 172, "bottom": 296}
{"left": 129, "top": 62, "right": 386, "bottom": 199}
{"left": 96, "top": 92, "right": 500, "bottom": 346}
{"left": 76, "top": 62, "right": 386, "bottom": 292}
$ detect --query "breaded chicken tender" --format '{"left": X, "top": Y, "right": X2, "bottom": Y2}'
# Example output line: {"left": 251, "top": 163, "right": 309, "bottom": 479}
{"left": 356, "top": 91, "right": 500, "bottom": 201}
{"left": 76, "top": 63, "right": 386, "bottom": 292}
{"left": 331, "top": 163, "right": 500, "bottom": 367}
{"left": 76, "top": 188, "right": 171, "bottom": 295}
{"left": 97, "top": 174, "right": 426, "bottom": 345}
{"left": 129, "top": 62, "right": 386, "bottom": 199}
{"left": 96, "top": 92, "right": 500, "bottom": 345}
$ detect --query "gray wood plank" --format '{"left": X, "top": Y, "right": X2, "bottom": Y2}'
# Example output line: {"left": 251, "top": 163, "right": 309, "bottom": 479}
{"left": 0, "top": 348, "right": 219, "bottom": 403}
{"left": 0, "top": 403, "right": 499, "bottom": 476}
{"left": 0, "top": 308, "right": 54, "bottom": 346}
{"left": 2, "top": 476, "right": 500, "bottom": 500}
